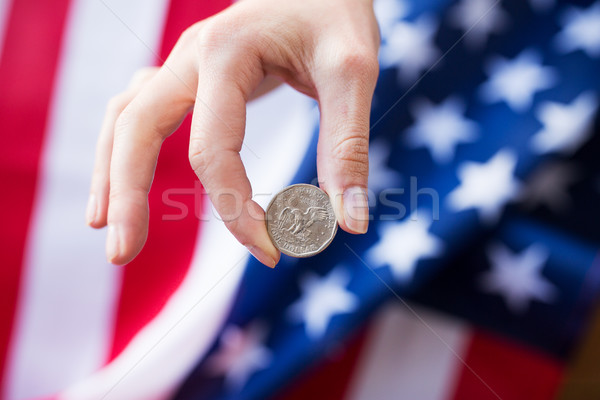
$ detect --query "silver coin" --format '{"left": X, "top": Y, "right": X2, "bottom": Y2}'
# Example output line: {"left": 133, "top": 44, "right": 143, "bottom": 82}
{"left": 266, "top": 184, "right": 338, "bottom": 257}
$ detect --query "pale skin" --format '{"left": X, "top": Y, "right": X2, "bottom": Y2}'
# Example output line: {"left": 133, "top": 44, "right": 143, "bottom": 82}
{"left": 86, "top": 0, "right": 380, "bottom": 268}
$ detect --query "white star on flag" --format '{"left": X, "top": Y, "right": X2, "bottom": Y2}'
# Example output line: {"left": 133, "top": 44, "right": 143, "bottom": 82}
{"left": 554, "top": 1, "right": 600, "bottom": 58}
{"left": 447, "top": 149, "right": 521, "bottom": 224}
{"left": 404, "top": 97, "right": 479, "bottom": 164}
{"left": 479, "top": 49, "right": 557, "bottom": 112}
{"left": 366, "top": 211, "right": 444, "bottom": 282}
{"left": 448, "top": 0, "right": 509, "bottom": 49}
{"left": 205, "top": 323, "right": 272, "bottom": 391}
{"left": 374, "top": 0, "right": 409, "bottom": 38}
{"left": 480, "top": 243, "right": 558, "bottom": 314}
{"left": 288, "top": 266, "right": 359, "bottom": 340}
{"left": 530, "top": 92, "right": 599, "bottom": 155}
{"left": 379, "top": 15, "right": 440, "bottom": 84}
{"left": 369, "top": 138, "right": 402, "bottom": 195}
{"left": 520, "top": 162, "right": 579, "bottom": 213}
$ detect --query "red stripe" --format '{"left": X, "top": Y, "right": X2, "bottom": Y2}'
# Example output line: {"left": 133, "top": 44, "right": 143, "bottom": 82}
{"left": 108, "top": 0, "right": 231, "bottom": 359}
{"left": 0, "top": 0, "right": 71, "bottom": 392}
{"left": 450, "top": 330, "right": 564, "bottom": 400}
{"left": 273, "top": 329, "right": 369, "bottom": 400}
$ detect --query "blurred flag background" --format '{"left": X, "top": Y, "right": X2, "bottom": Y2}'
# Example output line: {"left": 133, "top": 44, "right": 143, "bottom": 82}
{"left": 0, "top": 0, "right": 599, "bottom": 399}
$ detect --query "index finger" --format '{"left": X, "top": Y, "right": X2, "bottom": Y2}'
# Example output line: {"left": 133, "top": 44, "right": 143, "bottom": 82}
{"left": 188, "top": 32, "right": 279, "bottom": 267}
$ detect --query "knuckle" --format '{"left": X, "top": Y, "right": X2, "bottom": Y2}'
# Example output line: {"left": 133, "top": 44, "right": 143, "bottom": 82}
{"left": 107, "top": 183, "right": 127, "bottom": 203}
{"left": 223, "top": 215, "right": 241, "bottom": 233}
{"left": 331, "top": 134, "right": 369, "bottom": 178}
{"left": 113, "top": 105, "right": 135, "bottom": 137}
{"left": 106, "top": 94, "right": 130, "bottom": 116}
{"left": 108, "top": 184, "right": 147, "bottom": 207}
{"left": 195, "top": 16, "right": 239, "bottom": 52}
{"left": 188, "top": 138, "right": 212, "bottom": 180}
{"left": 107, "top": 184, "right": 125, "bottom": 202}
{"left": 336, "top": 49, "right": 379, "bottom": 83}
{"left": 194, "top": 14, "right": 257, "bottom": 58}
{"left": 223, "top": 217, "right": 251, "bottom": 244}
{"left": 177, "top": 22, "right": 205, "bottom": 48}
{"left": 113, "top": 103, "right": 165, "bottom": 143}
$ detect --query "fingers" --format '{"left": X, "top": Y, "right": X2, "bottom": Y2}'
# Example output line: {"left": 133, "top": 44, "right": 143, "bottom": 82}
{"left": 89, "top": 1, "right": 380, "bottom": 268}
{"left": 314, "top": 48, "right": 379, "bottom": 235}
{"left": 87, "top": 67, "right": 159, "bottom": 228}
{"left": 106, "top": 52, "right": 197, "bottom": 265}
{"left": 188, "top": 38, "right": 280, "bottom": 268}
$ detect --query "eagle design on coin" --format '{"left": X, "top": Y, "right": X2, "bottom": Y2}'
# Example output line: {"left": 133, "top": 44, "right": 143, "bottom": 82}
{"left": 278, "top": 206, "right": 328, "bottom": 235}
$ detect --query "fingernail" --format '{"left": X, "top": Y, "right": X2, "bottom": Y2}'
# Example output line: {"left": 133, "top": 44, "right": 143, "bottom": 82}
{"left": 86, "top": 194, "right": 97, "bottom": 226}
{"left": 247, "top": 245, "right": 277, "bottom": 268}
{"left": 106, "top": 225, "right": 120, "bottom": 263}
{"left": 343, "top": 187, "right": 369, "bottom": 234}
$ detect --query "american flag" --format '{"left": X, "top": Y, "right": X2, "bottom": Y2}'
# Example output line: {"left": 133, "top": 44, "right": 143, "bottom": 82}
{"left": 0, "top": 0, "right": 599, "bottom": 399}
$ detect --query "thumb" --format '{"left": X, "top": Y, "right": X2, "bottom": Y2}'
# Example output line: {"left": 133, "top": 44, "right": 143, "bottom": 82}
{"left": 314, "top": 50, "right": 379, "bottom": 234}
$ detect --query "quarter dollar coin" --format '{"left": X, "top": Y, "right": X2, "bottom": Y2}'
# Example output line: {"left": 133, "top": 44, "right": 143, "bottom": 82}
{"left": 266, "top": 184, "right": 338, "bottom": 257}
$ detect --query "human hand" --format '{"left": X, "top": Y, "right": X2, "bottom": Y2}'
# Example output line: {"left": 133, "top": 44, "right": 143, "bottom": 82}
{"left": 86, "top": 0, "right": 380, "bottom": 268}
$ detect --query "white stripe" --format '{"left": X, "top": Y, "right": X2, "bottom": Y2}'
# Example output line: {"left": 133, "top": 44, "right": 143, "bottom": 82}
{"left": 61, "top": 86, "right": 316, "bottom": 399}
{"left": 4, "top": 0, "right": 169, "bottom": 398}
{"left": 0, "top": 0, "right": 11, "bottom": 63}
{"left": 347, "top": 303, "right": 471, "bottom": 400}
